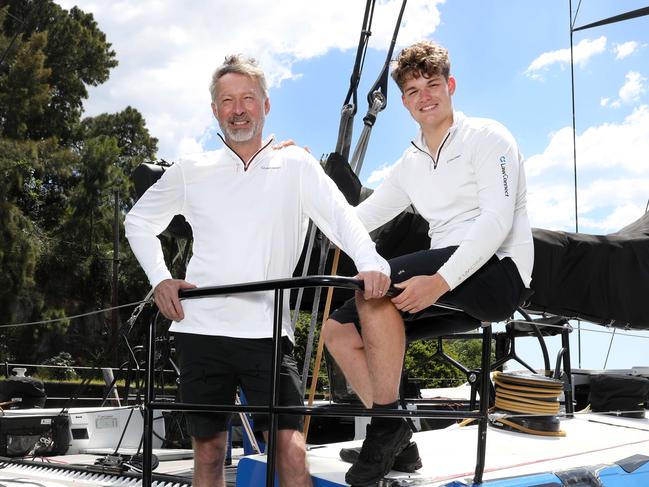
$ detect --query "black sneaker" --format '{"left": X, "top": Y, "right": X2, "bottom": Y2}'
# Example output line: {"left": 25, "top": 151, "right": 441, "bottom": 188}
{"left": 344, "top": 420, "right": 412, "bottom": 486}
{"left": 339, "top": 441, "right": 422, "bottom": 473}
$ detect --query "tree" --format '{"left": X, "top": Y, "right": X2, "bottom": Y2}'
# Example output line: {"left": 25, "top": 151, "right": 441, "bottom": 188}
{"left": 0, "top": 30, "right": 51, "bottom": 139}
{"left": 0, "top": 2, "right": 158, "bottom": 368}
{"left": 405, "top": 337, "right": 490, "bottom": 389}
{"left": 1, "top": 0, "right": 117, "bottom": 142}
{"left": 0, "top": 139, "right": 43, "bottom": 328}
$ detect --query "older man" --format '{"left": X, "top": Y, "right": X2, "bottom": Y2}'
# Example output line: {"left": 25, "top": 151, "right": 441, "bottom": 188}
{"left": 125, "top": 55, "right": 391, "bottom": 487}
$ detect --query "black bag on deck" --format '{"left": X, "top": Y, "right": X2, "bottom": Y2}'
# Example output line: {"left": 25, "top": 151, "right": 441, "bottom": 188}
{"left": 0, "top": 376, "right": 46, "bottom": 409}
{"left": 0, "top": 414, "right": 70, "bottom": 457}
{"left": 589, "top": 374, "right": 649, "bottom": 418}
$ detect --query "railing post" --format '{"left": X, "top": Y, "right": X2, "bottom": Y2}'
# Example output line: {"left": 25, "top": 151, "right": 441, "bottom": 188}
{"left": 266, "top": 289, "right": 283, "bottom": 486}
{"left": 474, "top": 323, "right": 492, "bottom": 484}
{"left": 561, "top": 326, "right": 574, "bottom": 416}
{"left": 142, "top": 311, "right": 157, "bottom": 487}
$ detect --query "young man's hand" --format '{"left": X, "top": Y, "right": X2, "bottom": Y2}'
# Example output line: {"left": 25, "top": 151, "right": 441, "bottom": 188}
{"left": 271, "top": 139, "right": 310, "bottom": 153}
{"left": 356, "top": 271, "right": 391, "bottom": 300}
{"left": 391, "top": 273, "right": 450, "bottom": 313}
{"left": 154, "top": 279, "right": 197, "bottom": 321}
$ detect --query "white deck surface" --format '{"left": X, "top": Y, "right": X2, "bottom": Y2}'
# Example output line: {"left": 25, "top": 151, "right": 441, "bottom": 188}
{"left": 1, "top": 413, "right": 648, "bottom": 485}
{"left": 299, "top": 412, "right": 649, "bottom": 485}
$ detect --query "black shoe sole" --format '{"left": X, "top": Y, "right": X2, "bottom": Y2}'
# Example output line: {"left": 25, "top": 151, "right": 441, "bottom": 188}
{"left": 340, "top": 441, "right": 423, "bottom": 472}
{"left": 344, "top": 423, "right": 414, "bottom": 485}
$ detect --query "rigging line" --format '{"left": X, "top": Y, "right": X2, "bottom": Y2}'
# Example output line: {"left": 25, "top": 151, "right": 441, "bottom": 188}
{"left": 0, "top": 299, "right": 150, "bottom": 329}
{"left": 296, "top": 0, "right": 379, "bottom": 391}
{"left": 603, "top": 328, "right": 616, "bottom": 369}
{"left": 294, "top": 0, "right": 377, "bottom": 327}
{"left": 336, "top": 0, "right": 376, "bottom": 161}
{"left": 568, "top": 0, "right": 581, "bottom": 369}
{"left": 366, "top": 0, "right": 407, "bottom": 108}
{"left": 571, "top": 0, "right": 583, "bottom": 30}
{"left": 350, "top": 0, "right": 408, "bottom": 175}
{"left": 568, "top": 0, "right": 579, "bottom": 236}
{"left": 343, "top": 0, "right": 376, "bottom": 109}
{"left": 576, "top": 326, "right": 649, "bottom": 340}
{"left": 508, "top": 317, "right": 649, "bottom": 340}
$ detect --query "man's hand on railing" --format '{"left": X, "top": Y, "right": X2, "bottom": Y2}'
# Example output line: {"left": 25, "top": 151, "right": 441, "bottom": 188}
{"left": 154, "top": 279, "right": 197, "bottom": 321}
{"left": 356, "top": 271, "right": 391, "bottom": 300}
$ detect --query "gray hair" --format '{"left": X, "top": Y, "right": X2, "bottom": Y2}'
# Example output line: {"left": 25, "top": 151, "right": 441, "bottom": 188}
{"left": 209, "top": 54, "right": 268, "bottom": 102}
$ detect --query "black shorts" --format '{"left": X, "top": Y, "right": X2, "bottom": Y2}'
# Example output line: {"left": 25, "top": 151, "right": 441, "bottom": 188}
{"left": 330, "top": 247, "right": 525, "bottom": 340}
{"left": 174, "top": 333, "right": 304, "bottom": 439}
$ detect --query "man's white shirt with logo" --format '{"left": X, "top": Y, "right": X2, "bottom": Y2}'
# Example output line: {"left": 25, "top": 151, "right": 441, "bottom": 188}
{"left": 125, "top": 139, "right": 390, "bottom": 341}
{"left": 357, "top": 111, "right": 533, "bottom": 290}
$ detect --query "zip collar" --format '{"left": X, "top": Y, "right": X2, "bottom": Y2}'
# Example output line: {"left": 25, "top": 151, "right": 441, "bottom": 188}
{"left": 218, "top": 133, "right": 275, "bottom": 171}
{"left": 410, "top": 111, "right": 463, "bottom": 169}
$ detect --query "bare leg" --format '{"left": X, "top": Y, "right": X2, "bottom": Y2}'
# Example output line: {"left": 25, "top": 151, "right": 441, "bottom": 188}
{"left": 355, "top": 293, "right": 405, "bottom": 405}
{"left": 322, "top": 318, "right": 373, "bottom": 407}
{"left": 262, "top": 429, "right": 313, "bottom": 487}
{"left": 192, "top": 431, "right": 228, "bottom": 487}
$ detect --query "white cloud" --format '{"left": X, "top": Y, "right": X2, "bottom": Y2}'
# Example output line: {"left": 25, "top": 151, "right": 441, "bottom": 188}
{"left": 54, "top": 0, "right": 445, "bottom": 160}
{"left": 365, "top": 162, "right": 397, "bottom": 187}
{"left": 618, "top": 71, "right": 647, "bottom": 104}
{"left": 526, "top": 105, "right": 649, "bottom": 232}
{"left": 525, "top": 36, "right": 606, "bottom": 79}
{"left": 614, "top": 41, "right": 639, "bottom": 59}
{"left": 603, "top": 71, "right": 648, "bottom": 109}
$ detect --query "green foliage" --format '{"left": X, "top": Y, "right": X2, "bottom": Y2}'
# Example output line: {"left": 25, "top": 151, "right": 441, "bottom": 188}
{"left": 405, "top": 336, "right": 493, "bottom": 389}
{"left": 293, "top": 310, "right": 329, "bottom": 393}
{"left": 78, "top": 107, "right": 158, "bottom": 176}
{"left": 0, "top": 30, "right": 51, "bottom": 139}
{"left": 1, "top": 0, "right": 118, "bottom": 142}
{"left": 38, "top": 351, "right": 78, "bottom": 380}
{"left": 0, "top": 1, "right": 156, "bottom": 368}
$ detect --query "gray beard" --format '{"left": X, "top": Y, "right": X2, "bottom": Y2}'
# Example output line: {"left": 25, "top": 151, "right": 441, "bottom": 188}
{"left": 219, "top": 113, "right": 265, "bottom": 143}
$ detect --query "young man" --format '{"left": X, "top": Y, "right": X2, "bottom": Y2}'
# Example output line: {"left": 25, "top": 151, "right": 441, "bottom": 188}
{"left": 323, "top": 40, "right": 534, "bottom": 486}
{"left": 125, "top": 55, "right": 391, "bottom": 487}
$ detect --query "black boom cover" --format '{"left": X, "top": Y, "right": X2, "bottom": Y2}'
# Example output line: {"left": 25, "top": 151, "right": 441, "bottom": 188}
{"left": 528, "top": 212, "right": 649, "bottom": 329}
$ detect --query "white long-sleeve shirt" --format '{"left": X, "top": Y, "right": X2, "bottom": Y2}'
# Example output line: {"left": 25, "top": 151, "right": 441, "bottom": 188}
{"left": 125, "top": 137, "right": 390, "bottom": 340}
{"left": 357, "top": 112, "right": 533, "bottom": 290}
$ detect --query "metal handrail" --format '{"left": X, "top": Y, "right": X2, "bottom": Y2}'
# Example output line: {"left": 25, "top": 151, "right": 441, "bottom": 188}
{"left": 141, "top": 275, "right": 492, "bottom": 486}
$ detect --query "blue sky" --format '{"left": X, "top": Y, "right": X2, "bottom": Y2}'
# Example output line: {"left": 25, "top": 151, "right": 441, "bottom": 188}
{"left": 57, "top": 0, "right": 649, "bottom": 371}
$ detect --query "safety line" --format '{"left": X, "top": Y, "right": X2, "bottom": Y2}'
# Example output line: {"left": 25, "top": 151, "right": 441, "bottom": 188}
{"left": 0, "top": 299, "right": 149, "bottom": 329}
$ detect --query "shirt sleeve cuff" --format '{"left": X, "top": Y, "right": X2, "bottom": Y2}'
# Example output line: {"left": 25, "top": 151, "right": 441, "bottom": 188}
{"left": 149, "top": 268, "right": 174, "bottom": 290}
{"left": 356, "top": 255, "right": 391, "bottom": 277}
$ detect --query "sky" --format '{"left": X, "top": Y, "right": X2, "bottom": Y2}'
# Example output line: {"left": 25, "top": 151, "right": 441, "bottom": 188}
{"left": 54, "top": 0, "right": 649, "bottom": 372}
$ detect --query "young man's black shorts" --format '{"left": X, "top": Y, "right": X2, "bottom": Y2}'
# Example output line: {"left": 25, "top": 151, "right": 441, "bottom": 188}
{"left": 330, "top": 246, "right": 525, "bottom": 339}
{"left": 174, "top": 333, "right": 304, "bottom": 439}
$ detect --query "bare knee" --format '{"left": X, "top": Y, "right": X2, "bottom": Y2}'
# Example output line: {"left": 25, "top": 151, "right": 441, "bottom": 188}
{"left": 276, "top": 430, "right": 311, "bottom": 486}
{"left": 323, "top": 319, "right": 362, "bottom": 353}
{"left": 193, "top": 433, "right": 227, "bottom": 465}
{"left": 355, "top": 292, "right": 393, "bottom": 315}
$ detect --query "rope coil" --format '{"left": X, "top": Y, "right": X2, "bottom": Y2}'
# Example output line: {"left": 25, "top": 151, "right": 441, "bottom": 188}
{"left": 491, "top": 371, "right": 566, "bottom": 436}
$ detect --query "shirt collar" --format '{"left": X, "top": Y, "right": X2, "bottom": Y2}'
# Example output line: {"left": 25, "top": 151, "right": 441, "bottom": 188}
{"left": 413, "top": 111, "right": 464, "bottom": 151}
